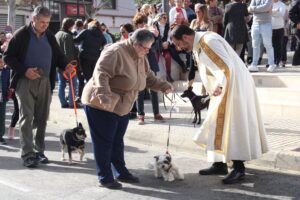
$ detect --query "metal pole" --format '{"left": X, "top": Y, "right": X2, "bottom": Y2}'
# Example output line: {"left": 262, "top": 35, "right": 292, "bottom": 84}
{"left": 162, "top": 0, "right": 170, "bottom": 14}
{"left": 77, "top": 0, "right": 80, "bottom": 18}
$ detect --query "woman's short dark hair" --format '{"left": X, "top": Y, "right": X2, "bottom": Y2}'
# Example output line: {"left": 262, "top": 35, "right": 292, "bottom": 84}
{"left": 121, "top": 23, "right": 134, "bottom": 33}
{"left": 171, "top": 25, "right": 195, "bottom": 40}
{"left": 75, "top": 20, "right": 84, "bottom": 28}
{"left": 61, "top": 18, "right": 75, "bottom": 30}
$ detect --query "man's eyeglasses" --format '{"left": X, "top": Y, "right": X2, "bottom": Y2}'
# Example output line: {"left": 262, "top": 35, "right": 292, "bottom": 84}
{"left": 121, "top": 31, "right": 126, "bottom": 34}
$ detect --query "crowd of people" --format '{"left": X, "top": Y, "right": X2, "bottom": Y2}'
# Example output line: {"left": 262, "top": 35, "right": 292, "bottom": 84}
{"left": 0, "top": 0, "right": 299, "bottom": 190}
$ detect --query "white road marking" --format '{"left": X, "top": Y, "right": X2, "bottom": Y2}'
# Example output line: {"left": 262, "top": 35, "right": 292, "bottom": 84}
{"left": 0, "top": 178, "right": 31, "bottom": 192}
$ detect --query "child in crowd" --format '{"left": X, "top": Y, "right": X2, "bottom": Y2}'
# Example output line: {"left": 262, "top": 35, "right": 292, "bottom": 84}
{"left": 0, "top": 53, "right": 11, "bottom": 145}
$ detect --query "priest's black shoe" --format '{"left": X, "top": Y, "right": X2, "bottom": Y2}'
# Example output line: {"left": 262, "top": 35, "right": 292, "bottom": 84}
{"left": 199, "top": 162, "right": 228, "bottom": 175}
{"left": 222, "top": 169, "right": 245, "bottom": 184}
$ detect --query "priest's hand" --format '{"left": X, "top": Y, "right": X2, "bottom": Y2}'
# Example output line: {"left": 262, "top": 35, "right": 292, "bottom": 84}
{"left": 213, "top": 86, "right": 222, "bottom": 96}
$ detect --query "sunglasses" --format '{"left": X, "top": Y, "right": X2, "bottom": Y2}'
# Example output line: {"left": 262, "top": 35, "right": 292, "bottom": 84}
{"left": 121, "top": 31, "right": 126, "bottom": 34}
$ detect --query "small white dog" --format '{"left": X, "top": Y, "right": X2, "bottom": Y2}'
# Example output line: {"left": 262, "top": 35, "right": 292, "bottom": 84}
{"left": 154, "top": 153, "right": 184, "bottom": 182}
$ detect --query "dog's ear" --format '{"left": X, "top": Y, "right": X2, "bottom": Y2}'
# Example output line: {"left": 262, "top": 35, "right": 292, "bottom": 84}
{"left": 78, "top": 123, "right": 83, "bottom": 128}
{"left": 188, "top": 86, "right": 193, "bottom": 91}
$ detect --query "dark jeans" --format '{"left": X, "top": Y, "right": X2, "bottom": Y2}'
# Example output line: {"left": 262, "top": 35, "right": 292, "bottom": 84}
{"left": 76, "top": 64, "right": 85, "bottom": 99}
{"left": 79, "top": 56, "right": 97, "bottom": 82}
{"left": 10, "top": 93, "right": 19, "bottom": 128}
{"left": 281, "top": 36, "right": 288, "bottom": 63}
{"left": 137, "top": 89, "right": 159, "bottom": 116}
{"left": 272, "top": 28, "right": 284, "bottom": 65}
{"left": 84, "top": 106, "right": 131, "bottom": 184}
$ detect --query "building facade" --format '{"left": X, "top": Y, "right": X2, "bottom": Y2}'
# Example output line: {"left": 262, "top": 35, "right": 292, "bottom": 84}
{"left": 92, "top": 0, "right": 136, "bottom": 33}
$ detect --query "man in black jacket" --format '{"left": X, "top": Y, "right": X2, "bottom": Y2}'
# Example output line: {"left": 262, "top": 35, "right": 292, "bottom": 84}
{"left": 4, "top": 6, "right": 73, "bottom": 168}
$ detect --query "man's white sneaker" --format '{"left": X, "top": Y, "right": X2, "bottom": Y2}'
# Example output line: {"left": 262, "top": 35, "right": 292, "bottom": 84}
{"left": 267, "top": 64, "right": 276, "bottom": 72}
{"left": 248, "top": 65, "right": 259, "bottom": 72}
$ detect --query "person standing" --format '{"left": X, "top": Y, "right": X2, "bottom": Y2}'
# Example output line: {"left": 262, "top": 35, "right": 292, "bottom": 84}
{"left": 171, "top": 25, "right": 268, "bottom": 184}
{"left": 169, "top": 0, "right": 189, "bottom": 25}
{"left": 223, "top": 0, "right": 249, "bottom": 56}
{"left": 82, "top": 29, "right": 173, "bottom": 189}
{"left": 0, "top": 53, "right": 10, "bottom": 145}
{"left": 248, "top": 0, "right": 276, "bottom": 72}
{"left": 289, "top": 0, "right": 300, "bottom": 65}
{"left": 206, "top": 0, "right": 224, "bottom": 35}
{"left": 3, "top": 6, "right": 73, "bottom": 168}
{"left": 55, "top": 18, "right": 79, "bottom": 108}
{"left": 74, "top": 20, "right": 106, "bottom": 82}
{"left": 272, "top": 0, "right": 286, "bottom": 67}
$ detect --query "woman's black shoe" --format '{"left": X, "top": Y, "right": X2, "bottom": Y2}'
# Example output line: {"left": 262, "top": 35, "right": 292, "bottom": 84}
{"left": 116, "top": 174, "right": 140, "bottom": 183}
{"left": 222, "top": 169, "right": 245, "bottom": 184}
{"left": 99, "top": 181, "right": 122, "bottom": 189}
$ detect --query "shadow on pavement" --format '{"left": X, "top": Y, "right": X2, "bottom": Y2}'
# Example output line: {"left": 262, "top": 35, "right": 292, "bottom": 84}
{"left": 122, "top": 168, "right": 300, "bottom": 200}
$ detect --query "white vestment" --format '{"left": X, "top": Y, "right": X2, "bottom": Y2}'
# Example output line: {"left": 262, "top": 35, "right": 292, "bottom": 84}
{"left": 192, "top": 32, "right": 268, "bottom": 162}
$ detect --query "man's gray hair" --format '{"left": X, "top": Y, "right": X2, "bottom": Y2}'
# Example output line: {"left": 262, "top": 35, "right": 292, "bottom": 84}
{"left": 32, "top": 6, "right": 51, "bottom": 18}
{"left": 130, "top": 29, "right": 154, "bottom": 44}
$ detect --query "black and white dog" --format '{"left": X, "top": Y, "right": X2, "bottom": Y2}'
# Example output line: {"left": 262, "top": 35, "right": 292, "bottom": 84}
{"left": 60, "top": 123, "right": 87, "bottom": 164}
{"left": 154, "top": 153, "right": 184, "bottom": 182}
{"left": 181, "top": 87, "right": 210, "bottom": 124}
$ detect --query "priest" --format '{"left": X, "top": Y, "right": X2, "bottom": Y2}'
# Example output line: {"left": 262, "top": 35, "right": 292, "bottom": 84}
{"left": 171, "top": 25, "right": 268, "bottom": 184}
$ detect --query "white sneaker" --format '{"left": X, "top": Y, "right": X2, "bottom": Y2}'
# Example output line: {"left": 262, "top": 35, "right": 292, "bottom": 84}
{"left": 267, "top": 64, "right": 276, "bottom": 72}
{"left": 248, "top": 65, "right": 259, "bottom": 72}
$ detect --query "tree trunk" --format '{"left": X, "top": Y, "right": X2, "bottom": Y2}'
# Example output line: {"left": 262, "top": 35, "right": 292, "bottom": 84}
{"left": 7, "top": 0, "right": 16, "bottom": 32}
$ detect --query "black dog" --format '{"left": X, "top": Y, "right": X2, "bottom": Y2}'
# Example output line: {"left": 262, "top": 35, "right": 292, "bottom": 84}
{"left": 60, "top": 123, "right": 87, "bottom": 164}
{"left": 181, "top": 87, "right": 210, "bottom": 124}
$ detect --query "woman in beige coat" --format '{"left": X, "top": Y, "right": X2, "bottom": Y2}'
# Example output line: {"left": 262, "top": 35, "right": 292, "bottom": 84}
{"left": 82, "top": 29, "right": 173, "bottom": 190}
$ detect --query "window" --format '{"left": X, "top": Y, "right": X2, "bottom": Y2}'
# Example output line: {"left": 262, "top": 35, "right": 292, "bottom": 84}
{"left": 93, "top": 0, "right": 116, "bottom": 10}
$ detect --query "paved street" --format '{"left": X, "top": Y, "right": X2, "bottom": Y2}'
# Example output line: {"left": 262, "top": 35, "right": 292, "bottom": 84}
{"left": 1, "top": 89, "right": 300, "bottom": 200}
{"left": 1, "top": 139, "right": 300, "bottom": 200}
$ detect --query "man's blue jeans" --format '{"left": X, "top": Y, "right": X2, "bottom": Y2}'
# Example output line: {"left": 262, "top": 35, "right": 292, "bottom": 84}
{"left": 57, "top": 72, "right": 78, "bottom": 107}
{"left": 251, "top": 23, "right": 274, "bottom": 66}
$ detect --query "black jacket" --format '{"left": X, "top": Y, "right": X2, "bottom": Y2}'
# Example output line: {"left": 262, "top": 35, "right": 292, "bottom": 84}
{"left": 74, "top": 26, "right": 106, "bottom": 61}
{"left": 289, "top": 0, "right": 300, "bottom": 29}
{"left": 223, "top": 2, "right": 249, "bottom": 44}
{"left": 3, "top": 23, "right": 67, "bottom": 91}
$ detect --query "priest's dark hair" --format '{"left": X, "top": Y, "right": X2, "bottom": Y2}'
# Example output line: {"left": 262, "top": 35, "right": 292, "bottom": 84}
{"left": 171, "top": 25, "right": 195, "bottom": 40}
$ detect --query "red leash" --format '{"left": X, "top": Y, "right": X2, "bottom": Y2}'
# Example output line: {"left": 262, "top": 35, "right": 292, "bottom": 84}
{"left": 63, "top": 60, "right": 78, "bottom": 127}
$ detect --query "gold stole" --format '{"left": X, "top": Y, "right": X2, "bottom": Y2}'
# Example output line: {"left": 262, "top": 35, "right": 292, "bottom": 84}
{"left": 199, "top": 34, "right": 230, "bottom": 152}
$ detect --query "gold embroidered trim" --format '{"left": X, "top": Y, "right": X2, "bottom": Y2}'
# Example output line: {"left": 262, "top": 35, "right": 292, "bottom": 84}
{"left": 199, "top": 34, "right": 230, "bottom": 151}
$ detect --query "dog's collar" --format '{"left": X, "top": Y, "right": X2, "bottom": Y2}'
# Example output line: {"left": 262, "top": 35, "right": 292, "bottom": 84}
{"left": 191, "top": 96, "right": 197, "bottom": 101}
